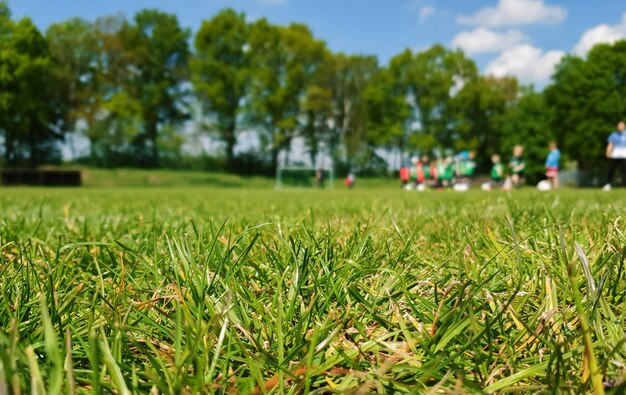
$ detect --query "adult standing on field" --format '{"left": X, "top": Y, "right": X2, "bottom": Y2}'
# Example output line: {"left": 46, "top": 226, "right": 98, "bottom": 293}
{"left": 603, "top": 121, "right": 626, "bottom": 191}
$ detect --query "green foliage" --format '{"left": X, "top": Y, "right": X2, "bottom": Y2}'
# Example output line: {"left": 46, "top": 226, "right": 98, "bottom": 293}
{"left": 79, "top": 14, "right": 144, "bottom": 166}
{"left": 301, "top": 82, "right": 333, "bottom": 165}
{"left": 192, "top": 9, "right": 251, "bottom": 167}
{"left": 546, "top": 41, "right": 626, "bottom": 170}
{"left": 363, "top": 68, "right": 408, "bottom": 149}
{"left": 248, "top": 19, "right": 327, "bottom": 168}
{"left": 499, "top": 89, "right": 554, "bottom": 182}
{"left": 124, "top": 9, "right": 190, "bottom": 167}
{"left": 0, "top": 12, "right": 64, "bottom": 166}
{"left": 46, "top": 10, "right": 190, "bottom": 168}
{"left": 46, "top": 18, "right": 100, "bottom": 135}
{"left": 391, "top": 45, "right": 478, "bottom": 152}
{"left": 3, "top": 0, "right": 626, "bottom": 177}
{"left": 451, "top": 76, "right": 519, "bottom": 168}
{"left": 0, "top": 188, "right": 625, "bottom": 393}
{"left": 326, "top": 54, "right": 379, "bottom": 168}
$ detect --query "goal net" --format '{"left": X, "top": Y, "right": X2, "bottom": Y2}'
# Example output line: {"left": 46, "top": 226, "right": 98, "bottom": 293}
{"left": 276, "top": 166, "right": 334, "bottom": 190}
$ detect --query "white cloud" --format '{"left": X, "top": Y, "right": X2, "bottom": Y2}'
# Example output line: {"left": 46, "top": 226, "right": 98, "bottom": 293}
{"left": 573, "top": 13, "right": 626, "bottom": 56}
{"left": 419, "top": 6, "right": 435, "bottom": 22}
{"left": 452, "top": 28, "right": 528, "bottom": 54}
{"left": 486, "top": 44, "right": 565, "bottom": 84}
{"left": 457, "top": 0, "right": 567, "bottom": 27}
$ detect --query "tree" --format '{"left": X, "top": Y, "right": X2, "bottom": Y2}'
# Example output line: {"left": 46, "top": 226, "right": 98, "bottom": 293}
{"left": 70, "top": 14, "right": 142, "bottom": 166}
{"left": 88, "top": 91, "right": 143, "bottom": 166}
{"left": 546, "top": 40, "right": 626, "bottom": 170}
{"left": 362, "top": 66, "right": 411, "bottom": 168}
{"left": 325, "top": 54, "right": 379, "bottom": 170}
{"left": 451, "top": 76, "right": 519, "bottom": 168}
{"left": 390, "top": 45, "right": 478, "bottom": 152}
{"left": 499, "top": 89, "right": 553, "bottom": 182}
{"left": 301, "top": 65, "right": 333, "bottom": 166}
{"left": 192, "top": 9, "right": 251, "bottom": 169}
{"left": 46, "top": 18, "right": 101, "bottom": 158}
{"left": 0, "top": 4, "right": 64, "bottom": 166}
{"left": 248, "top": 19, "right": 327, "bottom": 170}
{"left": 123, "top": 9, "right": 190, "bottom": 167}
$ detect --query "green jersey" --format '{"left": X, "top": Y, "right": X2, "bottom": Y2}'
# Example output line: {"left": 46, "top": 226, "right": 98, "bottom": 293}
{"left": 454, "top": 160, "right": 464, "bottom": 176}
{"left": 509, "top": 156, "right": 525, "bottom": 175}
{"left": 491, "top": 163, "right": 503, "bottom": 181}
{"left": 455, "top": 158, "right": 476, "bottom": 177}
{"left": 436, "top": 162, "right": 453, "bottom": 180}
{"left": 444, "top": 163, "right": 455, "bottom": 180}
{"left": 422, "top": 163, "right": 431, "bottom": 179}
{"left": 464, "top": 160, "right": 476, "bottom": 177}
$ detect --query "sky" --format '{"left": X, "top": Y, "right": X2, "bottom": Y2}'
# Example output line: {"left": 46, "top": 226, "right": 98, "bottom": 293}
{"left": 6, "top": 0, "right": 626, "bottom": 86}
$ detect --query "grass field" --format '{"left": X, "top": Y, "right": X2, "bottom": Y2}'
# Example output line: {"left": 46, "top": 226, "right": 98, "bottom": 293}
{"left": 1, "top": 185, "right": 625, "bottom": 393}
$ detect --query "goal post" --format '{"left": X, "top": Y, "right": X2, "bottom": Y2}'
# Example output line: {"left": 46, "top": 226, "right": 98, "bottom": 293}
{"left": 276, "top": 166, "right": 334, "bottom": 190}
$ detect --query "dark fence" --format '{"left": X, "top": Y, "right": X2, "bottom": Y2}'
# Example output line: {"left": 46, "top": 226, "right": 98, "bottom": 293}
{"left": 1, "top": 170, "right": 82, "bottom": 187}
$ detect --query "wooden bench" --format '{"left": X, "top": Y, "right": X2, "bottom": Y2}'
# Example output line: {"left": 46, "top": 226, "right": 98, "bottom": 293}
{"left": 1, "top": 170, "right": 82, "bottom": 186}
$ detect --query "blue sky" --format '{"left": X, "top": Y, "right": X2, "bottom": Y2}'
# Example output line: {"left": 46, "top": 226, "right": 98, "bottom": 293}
{"left": 7, "top": 0, "right": 626, "bottom": 86}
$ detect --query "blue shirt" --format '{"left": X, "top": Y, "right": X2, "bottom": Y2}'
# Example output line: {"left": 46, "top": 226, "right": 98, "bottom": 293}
{"left": 609, "top": 131, "right": 626, "bottom": 158}
{"left": 545, "top": 149, "right": 560, "bottom": 168}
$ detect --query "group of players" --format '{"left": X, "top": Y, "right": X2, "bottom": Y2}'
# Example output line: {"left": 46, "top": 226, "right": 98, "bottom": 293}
{"left": 399, "top": 142, "right": 561, "bottom": 192}
{"left": 399, "top": 151, "right": 476, "bottom": 191}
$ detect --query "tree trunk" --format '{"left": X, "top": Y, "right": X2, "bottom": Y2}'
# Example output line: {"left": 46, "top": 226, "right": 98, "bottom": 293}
{"left": 225, "top": 119, "right": 236, "bottom": 170}
{"left": 147, "top": 120, "right": 159, "bottom": 168}
{"left": 271, "top": 145, "right": 280, "bottom": 173}
{"left": 4, "top": 133, "right": 14, "bottom": 167}
{"left": 305, "top": 111, "right": 317, "bottom": 166}
{"left": 28, "top": 137, "right": 38, "bottom": 168}
{"left": 89, "top": 137, "right": 98, "bottom": 167}
{"left": 284, "top": 135, "right": 292, "bottom": 166}
{"left": 310, "top": 147, "right": 317, "bottom": 168}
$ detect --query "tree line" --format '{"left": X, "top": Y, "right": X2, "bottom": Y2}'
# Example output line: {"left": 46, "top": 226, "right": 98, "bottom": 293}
{"left": 1, "top": 2, "right": 626, "bottom": 178}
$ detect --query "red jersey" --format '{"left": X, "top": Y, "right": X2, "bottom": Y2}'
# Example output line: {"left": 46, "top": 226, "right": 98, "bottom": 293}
{"left": 400, "top": 167, "right": 410, "bottom": 182}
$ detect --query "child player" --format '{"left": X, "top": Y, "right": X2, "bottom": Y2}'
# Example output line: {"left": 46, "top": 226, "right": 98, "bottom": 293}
{"left": 439, "top": 156, "right": 455, "bottom": 188}
{"left": 409, "top": 157, "right": 419, "bottom": 189}
{"left": 491, "top": 154, "right": 504, "bottom": 188}
{"left": 460, "top": 151, "right": 477, "bottom": 184}
{"left": 344, "top": 172, "right": 355, "bottom": 188}
{"left": 417, "top": 155, "right": 432, "bottom": 189}
{"left": 454, "top": 151, "right": 467, "bottom": 184}
{"left": 545, "top": 141, "right": 560, "bottom": 189}
{"left": 466, "top": 151, "right": 477, "bottom": 179}
{"left": 400, "top": 164, "right": 410, "bottom": 188}
{"left": 509, "top": 145, "right": 526, "bottom": 188}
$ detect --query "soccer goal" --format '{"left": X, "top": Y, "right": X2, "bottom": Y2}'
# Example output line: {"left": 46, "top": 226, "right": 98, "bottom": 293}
{"left": 276, "top": 166, "right": 334, "bottom": 190}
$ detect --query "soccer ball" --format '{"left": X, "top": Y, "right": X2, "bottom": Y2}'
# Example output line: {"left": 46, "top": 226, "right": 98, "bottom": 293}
{"left": 453, "top": 182, "right": 470, "bottom": 192}
{"left": 404, "top": 184, "right": 414, "bottom": 191}
{"left": 537, "top": 180, "right": 552, "bottom": 191}
{"left": 481, "top": 182, "right": 492, "bottom": 191}
{"left": 416, "top": 183, "right": 427, "bottom": 192}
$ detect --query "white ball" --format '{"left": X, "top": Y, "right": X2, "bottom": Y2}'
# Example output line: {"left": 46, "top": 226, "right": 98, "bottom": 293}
{"left": 453, "top": 183, "right": 469, "bottom": 192}
{"left": 416, "top": 183, "right": 427, "bottom": 192}
{"left": 481, "top": 182, "right": 492, "bottom": 191}
{"left": 537, "top": 180, "right": 552, "bottom": 191}
{"left": 404, "top": 184, "right": 414, "bottom": 191}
